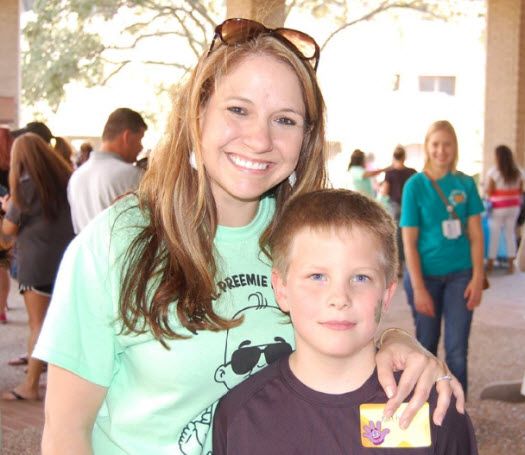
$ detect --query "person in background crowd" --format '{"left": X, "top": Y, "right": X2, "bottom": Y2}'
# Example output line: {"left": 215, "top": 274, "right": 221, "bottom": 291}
{"left": 0, "top": 128, "right": 13, "bottom": 324}
{"left": 1, "top": 133, "right": 75, "bottom": 401}
{"left": 5, "top": 122, "right": 55, "bottom": 326}
{"left": 346, "top": 149, "right": 390, "bottom": 197}
{"left": 76, "top": 142, "right": 93, "bottom": 167}
{"left": 67, "top": 108, "right": 147, "bottom": 233}
{"left": 384, "top": 145, "right": 417, "bottom": 276}
{"left": 485, "top": 145, "right": 524, "bottom": 275}
{"left": 376, "top": 179, "right": 390, "bottom": 209}
{"left": 10, "top": 121, "right": 53, "bottom": 144}
{"left": 53, "top": 137, "right": 74, "bottom": 165}
{"left": 401, "top": 120, "right": 485, "bottom": 395}
{"left": 34, "top": 19, "right": 462, "bottom": 454}
{"left": 0, "top": 241, "right": 11, "bottom": 324}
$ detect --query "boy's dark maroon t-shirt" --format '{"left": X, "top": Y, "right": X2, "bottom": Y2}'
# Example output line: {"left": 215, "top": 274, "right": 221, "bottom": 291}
{"left": 213, "top": 355, "right": 477, "bottom": 455}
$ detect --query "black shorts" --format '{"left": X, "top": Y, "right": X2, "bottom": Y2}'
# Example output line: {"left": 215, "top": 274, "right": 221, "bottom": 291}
{"left": 18, "top": 283, "right": 53, "bottom": 297}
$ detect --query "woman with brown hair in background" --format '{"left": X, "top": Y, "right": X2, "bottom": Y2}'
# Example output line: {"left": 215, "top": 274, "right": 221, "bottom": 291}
{"left": 485, "top": 144, "right": 524, "bottom": 274}
{"left": 53, "top": 136, "right": 74, "bottom": 165}
{"left": 1, "top": 133, "right": 75, "bottom": 400}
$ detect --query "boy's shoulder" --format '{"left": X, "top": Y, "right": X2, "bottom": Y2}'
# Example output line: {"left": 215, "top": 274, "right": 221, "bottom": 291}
{"left": 215, "top": 355, "right": 286, "bottom": 420}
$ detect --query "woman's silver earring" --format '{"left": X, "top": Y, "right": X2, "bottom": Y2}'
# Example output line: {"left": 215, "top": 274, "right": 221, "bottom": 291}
{"left": 288, "top": 171, "right": 297, "bottom": 187}
{"left": 189, "top": 151, "right": 198, "bottom": 170}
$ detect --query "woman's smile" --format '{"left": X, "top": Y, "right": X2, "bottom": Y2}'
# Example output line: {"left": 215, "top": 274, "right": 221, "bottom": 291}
{"left": 227, "top": 153, "right": 272, "bottom": 171}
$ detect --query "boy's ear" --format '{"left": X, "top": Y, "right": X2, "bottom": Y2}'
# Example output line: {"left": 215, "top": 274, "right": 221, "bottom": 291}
{"left": 271, "top": 269, "right": 289, "bottom": 313}
{"left": 381, "top": 280, "right": 398, "bottom": 315}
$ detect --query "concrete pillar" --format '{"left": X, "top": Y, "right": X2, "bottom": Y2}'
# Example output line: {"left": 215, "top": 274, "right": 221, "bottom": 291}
{"left": 0, "top": 0, "right": 20, "bottom": 127}
{"left": 226, "top": 0, "right": 285, "bottom": 28}
{"left": 484, "top": 0, "right": 525, "bottom": 169}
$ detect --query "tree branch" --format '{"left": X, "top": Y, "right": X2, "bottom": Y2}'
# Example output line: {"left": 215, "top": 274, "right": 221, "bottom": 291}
{"left": 320, "top": 1, "right": 444, "bottom": 52}
{"left": 106, "top": 31, "right": 189, "bottom": 50}
{"left": 100, "top": 60, "right": 131, "bottom": 84}
{"left": 140, "top": 60, "right": 189, "bottom": 69}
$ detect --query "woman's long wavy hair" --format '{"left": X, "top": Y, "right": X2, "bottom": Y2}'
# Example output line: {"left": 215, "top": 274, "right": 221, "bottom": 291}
{"left": 9, "top": 133, "right": 72, "bottom": 220}
{"left": 495, "top": 144, "right": 521, "bottom": 185}
{"left": 119, "top": 34, "right": 328, "bottom": 345}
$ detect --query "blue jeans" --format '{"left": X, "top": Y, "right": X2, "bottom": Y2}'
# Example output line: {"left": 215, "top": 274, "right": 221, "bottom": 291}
{"left": 403, "top": 268, "right": 473, "bottom": 394}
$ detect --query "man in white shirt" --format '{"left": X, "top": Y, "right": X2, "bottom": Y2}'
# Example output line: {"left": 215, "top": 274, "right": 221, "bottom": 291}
{"left": 68, "top": 108, "right": 147, "bottom": 233}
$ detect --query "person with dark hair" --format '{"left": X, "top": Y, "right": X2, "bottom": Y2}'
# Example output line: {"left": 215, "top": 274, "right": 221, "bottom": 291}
{"left": 67, "top": 107, "right": 147, "bottom": 233}
{"left": 33, "top": 20, "right": 462, "bottom": 454}
{"left": 0, "top": 133, "right": 74, "bottom": 401}
{"left": 10, "top": 121, "right": 54, "bottom": 143}
{"left": 346, "top": 149, "right": 390, "bottom": 197}
{"left": 76, "top": 141, "right": 93, "bottom": 167}
{"left": 485, "top": 145, "right": 524, "bottom": 274}
{"left": 384, "top": 145, "right": 417, "bottom": 276}
{"left": 0, "top": 128, "right": 13, "bottom": 324}
{"left": 401, "top": 120, "right": 485, "bottom": 395}
{"left": 53, "top": 136, "right": 74, "bottom": 164}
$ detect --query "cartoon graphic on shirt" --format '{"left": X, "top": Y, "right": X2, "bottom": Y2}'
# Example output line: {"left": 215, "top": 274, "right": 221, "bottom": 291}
{"left": 178, "top": 290, "right": 292, "bottom": 454}
{"left": 179, "top": 407, "right": 213, "bottom": 455}
{"left": 214, "top": 292, "right": 292, "bottom": 390}
{"left": 362, "top": 420, "right": 390, "bottom": 446}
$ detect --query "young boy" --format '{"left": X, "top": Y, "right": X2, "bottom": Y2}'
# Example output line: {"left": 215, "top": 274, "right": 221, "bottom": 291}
{"left": 213, "top": 189, "right": 477, "bottom": 454}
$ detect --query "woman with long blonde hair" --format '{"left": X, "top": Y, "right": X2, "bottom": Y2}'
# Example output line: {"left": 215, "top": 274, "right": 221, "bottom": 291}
{"left": 401, "top": 120, "right": 485, "bottom": 396}
{"left": 34, "top": 20, "right": 462, "bottom": 454}
{"left": 1, "top": 133, "right": 74, "bottom": 401}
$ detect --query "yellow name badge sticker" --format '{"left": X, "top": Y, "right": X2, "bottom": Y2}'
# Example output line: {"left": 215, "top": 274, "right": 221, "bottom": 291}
{"left": 359, "top": 402, "right": 431, "bottom": 448}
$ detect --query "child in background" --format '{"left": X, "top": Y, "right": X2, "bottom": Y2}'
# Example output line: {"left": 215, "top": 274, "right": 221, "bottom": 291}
{"left": 213, "top": 189, "right": 477, "bottom": 455}
{"left": 376, "top": 180, "right": 390, "bottom": 209}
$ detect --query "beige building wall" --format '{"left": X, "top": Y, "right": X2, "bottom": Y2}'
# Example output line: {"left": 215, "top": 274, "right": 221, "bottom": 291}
{"left": 0, "top": 0, "right": 20, "bottom": 126}
{"left": 484, "top": 0, "right": 525, "bottom": 169}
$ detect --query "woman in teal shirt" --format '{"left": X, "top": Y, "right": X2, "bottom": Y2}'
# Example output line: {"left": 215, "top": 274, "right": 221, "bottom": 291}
{"left": 401, "top": 120, "right": 485, "bottom": 395}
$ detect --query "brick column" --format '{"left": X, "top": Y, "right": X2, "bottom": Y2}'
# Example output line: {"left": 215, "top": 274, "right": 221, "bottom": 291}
{"left": 484, "top": 0, "right": 525, "bottom": 169}
{"left": 226, "top": 0, "right": 285, "bottom": 28}
{"left": 0, "top": 0, "right": 20, "bottom": 127}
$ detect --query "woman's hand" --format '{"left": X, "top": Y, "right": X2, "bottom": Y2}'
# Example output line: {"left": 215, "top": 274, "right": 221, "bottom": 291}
{"left": 464, "top": 278, "right": 483, "bottom": 310}
{"left": 413, "top": 287, "right": 435, "bottom": 316}
{"left": 376, "top": 328, "right": 465, "bottom": 428}
{"left": 466, "top": 214, "right": 484, "bottom": 311}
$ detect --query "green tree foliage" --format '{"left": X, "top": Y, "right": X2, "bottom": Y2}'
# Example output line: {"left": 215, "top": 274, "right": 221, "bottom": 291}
{"left": 22, "top": 0, "right": 219, "bottom": 111}
{"left": 22, "top": 0, "right": 485, "bottom": 111}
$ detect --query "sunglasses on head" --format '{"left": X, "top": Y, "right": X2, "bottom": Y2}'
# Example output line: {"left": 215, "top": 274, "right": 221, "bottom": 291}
{"left": 230, "top": 339, "right": 293, "bottom": 375}
{"left": 207, "top": 18, "right": 320, "bottom": 72}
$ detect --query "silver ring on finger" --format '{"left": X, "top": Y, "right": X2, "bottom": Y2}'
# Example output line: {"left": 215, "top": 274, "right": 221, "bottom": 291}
{"left": 435, "top": 375, "right": 452, "bottom": 384}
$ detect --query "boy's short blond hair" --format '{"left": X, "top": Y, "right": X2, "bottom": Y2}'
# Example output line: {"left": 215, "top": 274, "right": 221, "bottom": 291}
{"left": 269, "top": 189, "right": 398, "bottom": 286}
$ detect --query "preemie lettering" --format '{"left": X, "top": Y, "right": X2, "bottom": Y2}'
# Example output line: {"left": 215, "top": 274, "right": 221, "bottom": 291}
{"left": 216, "top": 273, "right": 269, "bottom": 296}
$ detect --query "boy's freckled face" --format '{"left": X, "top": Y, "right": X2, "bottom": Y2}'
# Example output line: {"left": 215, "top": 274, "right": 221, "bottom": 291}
{"left": 272, "top": 227, "right": 396, "bottom": 360}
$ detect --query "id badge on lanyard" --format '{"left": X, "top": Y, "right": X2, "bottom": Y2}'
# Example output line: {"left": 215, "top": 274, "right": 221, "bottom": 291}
{"left": 442, "top": 205, "right": 462, "bottom": 239}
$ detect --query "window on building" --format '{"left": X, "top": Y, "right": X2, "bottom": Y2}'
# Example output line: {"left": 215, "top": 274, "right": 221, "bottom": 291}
{"left": 418, "top": 76, "right": 456, "bottom": 95}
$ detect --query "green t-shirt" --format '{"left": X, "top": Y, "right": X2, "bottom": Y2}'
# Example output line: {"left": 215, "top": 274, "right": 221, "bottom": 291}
{"left": 400, "top": 172, "right": 484, "bottom": 276}
{"left": 34, "top": 195, "right": 294, "bottom": 455}
{"left": 348, "top": 166, "right": 374, "bottom": 197}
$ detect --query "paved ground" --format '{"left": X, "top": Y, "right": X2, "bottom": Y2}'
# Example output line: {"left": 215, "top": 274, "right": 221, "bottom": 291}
{"left": 1, "top": 265, "right": 524, "bottom": 454}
